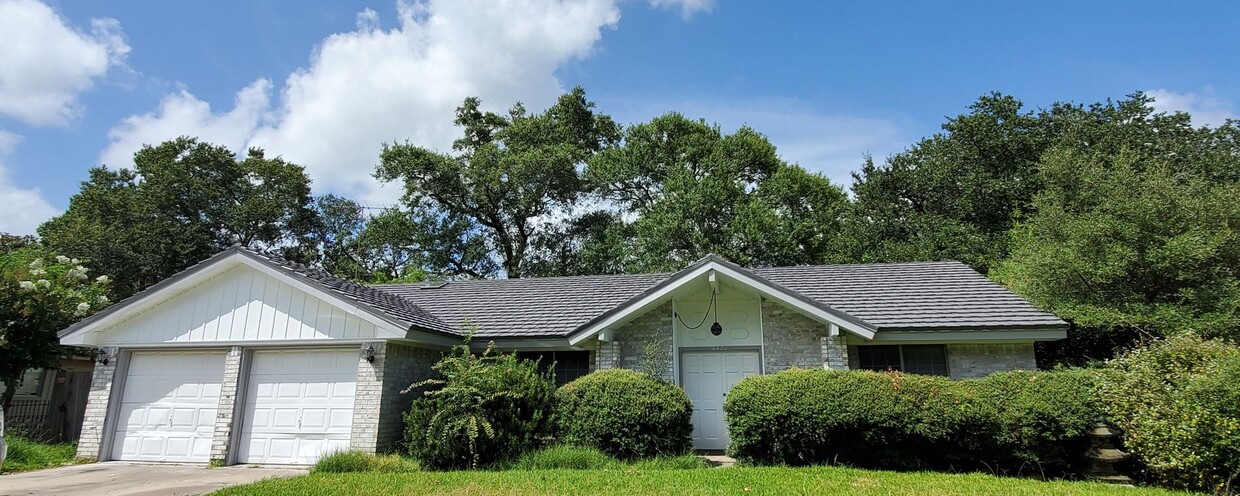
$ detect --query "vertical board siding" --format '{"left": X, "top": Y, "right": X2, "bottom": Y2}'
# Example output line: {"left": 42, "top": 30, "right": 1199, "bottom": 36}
{"left": 99, "top": 265, "right": 389, "bottom": 345}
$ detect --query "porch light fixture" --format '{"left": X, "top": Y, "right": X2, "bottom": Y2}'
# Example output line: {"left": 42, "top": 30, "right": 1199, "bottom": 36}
{"left": 711, "top": 322, "right": 723, "bottom": 336}
{"left": 95, "top": 348, "right": 110, "bottom": 366}
{"left": 364, "top": 344, "right": 377, "bottom": 363}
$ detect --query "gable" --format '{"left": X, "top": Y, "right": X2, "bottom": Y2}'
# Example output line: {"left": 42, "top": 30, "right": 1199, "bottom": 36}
{"left": 71, "top": 264, "right": 397, "bottom": 346}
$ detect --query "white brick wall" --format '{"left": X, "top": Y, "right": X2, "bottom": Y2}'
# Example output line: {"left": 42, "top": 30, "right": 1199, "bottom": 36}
{"left": 349, "top": 341, "right": 439, "bottom": 453}
{"left": 947, "top": 343, "right": 1038, "bottom": 379}
{"left": 209, "top": 346, "right": 244, "bottom": 463}
{"left": 75, "top": 347, "right": 118, "bottom": 460}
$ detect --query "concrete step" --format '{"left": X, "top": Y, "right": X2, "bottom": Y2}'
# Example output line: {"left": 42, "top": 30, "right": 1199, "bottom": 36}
{"left": 1090, "top": 425, "right": 1120, "bottom": 438}
{"left": 1089, "top": 474, "right": 1135, "bottom": 485}
{"left": 1089, "top": 448, "right": 1129, "bottom": 463}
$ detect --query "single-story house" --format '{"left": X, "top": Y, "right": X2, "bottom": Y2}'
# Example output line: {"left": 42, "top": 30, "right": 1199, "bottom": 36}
{"left": 58, "top": 245, "right": 1066, "bottom": 464}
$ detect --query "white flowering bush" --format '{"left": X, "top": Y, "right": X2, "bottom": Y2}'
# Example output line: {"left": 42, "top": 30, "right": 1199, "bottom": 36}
{"left": 1, "top": 246, "right": 111, "bottom": 410}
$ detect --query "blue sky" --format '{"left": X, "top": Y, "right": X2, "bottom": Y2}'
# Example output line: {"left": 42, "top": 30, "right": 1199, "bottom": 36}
{"left": 1, "top": 0, "right": 1237, "bottom": 235}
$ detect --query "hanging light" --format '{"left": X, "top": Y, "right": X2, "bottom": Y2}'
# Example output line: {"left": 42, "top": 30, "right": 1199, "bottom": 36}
{"left": 710, "top": 287, "right": 722, "bottom": 336}
{"left": 95, "top": 348, "right": 110, "bottom": 365}
{"left": 710, "top": 322, "right": 723, "bottom": 336}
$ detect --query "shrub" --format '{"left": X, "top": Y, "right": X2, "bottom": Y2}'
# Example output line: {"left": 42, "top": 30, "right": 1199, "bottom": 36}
{"left": 725, "top": 368, "right": 1101, "bottom": 476}
{"left": 311, "top": 451, "right": 418, "bottom": 473}
{"left": 1099, "top": 335, "right": 1240, "bottom": 493}
{"left": 724, "top": 369, "right": 985, "bottom": 470}
{"left": 403, "top": 340, "right": 556, "bottom": 470}
{"left": 508, "top": 445, "right": 621, "bottom": 470}
{"left": 974, "top": 369, "right": 1102, "bottom": 477}
{"left": 555, "top": 369, "right": 693, "bottom": 460}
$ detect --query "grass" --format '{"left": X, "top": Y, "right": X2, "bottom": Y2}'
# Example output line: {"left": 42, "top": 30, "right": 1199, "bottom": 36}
{"left": 312, "top": 451, "right": 420, "bottom": 474}
{"left": 213, "top": 464, "right": 1195, "bottom": 496}
{"left": 505, "top": 445, "right": 706, "bottom": 471}
{"left": 1, "top": 436, "right": 80, "bottom": 474}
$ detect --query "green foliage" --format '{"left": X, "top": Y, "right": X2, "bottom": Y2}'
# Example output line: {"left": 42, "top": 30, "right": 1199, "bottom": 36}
{"left": 724, "top": 369, "right": 1099, "bottom": 477}
{"left": 376, "top": 88, "right": 620, "bottom": 278}
{"left": 508, "top": 445, "right": 621, "bottom": 470}
{"left": 995, "top": 147, "right": 1240, "bottom": 349}
{"left": 0, "top": 246, "right": 110, "bottom": 410}
{"left": 581, "top": 113, "right": 850, "bottom": 272}
{"left": 1098, "top": 335, "right": 1240, "bottom": 493}
{"left": 1, "top": 437, "right": 79, "bottom": 474}
{"left": 403, "top": 339, "right": 556, "bottom": 469}
{"left": 554, "top": 369, "right": 693, "bottom": 460}
{"left": 298, "top": 195, "right": 436, "bottom": 283}
{"left": 38, "top": 137, "right": 317, "bottom": 298}
{"left": 311, "top": 451, "right": 419, "bottom": 474}
{"left": 974, "top": 369, "right": 1103, "bottom": 474}
{"left": 628, "top": 454, "right": 709, "bottom": 470}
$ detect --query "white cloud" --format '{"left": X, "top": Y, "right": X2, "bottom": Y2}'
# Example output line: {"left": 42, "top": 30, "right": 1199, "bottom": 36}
{"left": 1146, "top": 87, "right": 1236, "bottom": 128}
{"left": 648, "top": 0, "right": 714, "bottom": 18}
{"left": 102, "top": 0, "right": 623, "bottom": 205}
{"left": 612, "top": 98, "right": 909, "bottom": 189}
{"left": 0, "top": 131, "right": 59, "bottom": 235}
{"left": 0, "top": 0, "right": 129, "bottom": 126}
{"left": 99, "top": 80, "right": 272, "bottom": 168}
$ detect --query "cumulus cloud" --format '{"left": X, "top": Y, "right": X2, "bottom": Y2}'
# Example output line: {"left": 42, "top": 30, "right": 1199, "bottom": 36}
{"left": 99, "top": 80, "right": 272, "bottom": 168}
{"left": 102, "top": 0, "right": 623, "bottom": 205}
{"left": 1146, "top": 87, "right": 1236, "bottom": 128}
{"left": 0, "top": 131, "right": 59, "bottom": 235}
{"left": 648, "top": 0, "right": 714, "bottom": 18}
{"left": 0, "top": 0, "right": 129, "bottom": 126}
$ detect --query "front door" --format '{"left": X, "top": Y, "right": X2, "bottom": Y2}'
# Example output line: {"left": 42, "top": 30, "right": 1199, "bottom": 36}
{"left": 681, "top": 350, "right": 760, "bottom": 451}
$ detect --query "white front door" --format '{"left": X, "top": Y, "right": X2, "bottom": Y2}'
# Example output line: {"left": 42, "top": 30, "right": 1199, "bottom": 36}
{"left": 112, "top": 351, "right": 226, "bottom": 462}
{"left": 237, "top": 349, "right": 357, "bottom": 464}
{"left": 681, "top": 350, "right": 761, "bottom": 451}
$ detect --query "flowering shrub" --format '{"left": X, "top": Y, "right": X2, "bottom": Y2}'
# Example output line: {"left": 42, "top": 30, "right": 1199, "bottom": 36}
{"left": 1, "top": 246, "right": 111, "bottom": 409}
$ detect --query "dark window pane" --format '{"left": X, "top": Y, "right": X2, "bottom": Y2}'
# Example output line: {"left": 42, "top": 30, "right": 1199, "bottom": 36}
{"left": 516, "top": 351, "right": 590, "bottom": 386}
{"left": 857, "top": 346, "right": 902, "bottom": 372}
{"left": 901, "top": 345, "right": 949, "bottom": 376}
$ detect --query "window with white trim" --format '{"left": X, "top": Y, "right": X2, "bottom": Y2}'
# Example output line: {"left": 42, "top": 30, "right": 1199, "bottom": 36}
{"left": 856, "top": 345, "right": 949, "bottom": 376}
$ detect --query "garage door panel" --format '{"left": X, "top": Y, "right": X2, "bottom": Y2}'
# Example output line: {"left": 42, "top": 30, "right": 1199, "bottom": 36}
{"left": 112, "top": 351, "right": 225, "bottom": 463}
{"left": 238, "top": 349, "right": 357, "bottom": 465}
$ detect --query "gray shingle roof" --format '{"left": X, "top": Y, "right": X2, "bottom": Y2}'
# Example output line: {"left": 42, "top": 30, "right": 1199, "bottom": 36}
{"left": 754, "top": 261, "right": 1066, "bottom": 331}
{"left": 374, "top": 272, "right": 672, "bottom": 337}
{"left": 375, "top": 259, "right": 1066, "bottom": 338}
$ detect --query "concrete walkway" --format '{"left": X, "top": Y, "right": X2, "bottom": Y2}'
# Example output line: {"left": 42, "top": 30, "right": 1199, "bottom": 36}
{"left": 0, "top": 462, "right": 306, "bottom": 496}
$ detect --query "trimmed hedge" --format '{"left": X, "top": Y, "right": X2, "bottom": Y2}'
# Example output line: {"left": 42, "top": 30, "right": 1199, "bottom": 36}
{"left": 554, "top": 369, "right": 693, "bottom": 460}
{"left": 1099, "top": 335, "right": 1240, "bottom": 493}
{"left": 724, "top": 368, "right": 1100, "bottom": 476}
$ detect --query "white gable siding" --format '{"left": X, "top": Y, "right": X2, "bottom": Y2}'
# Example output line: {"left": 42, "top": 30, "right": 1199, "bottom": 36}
{"left": 97, "top": 265, "right": 380, "bottom": 345}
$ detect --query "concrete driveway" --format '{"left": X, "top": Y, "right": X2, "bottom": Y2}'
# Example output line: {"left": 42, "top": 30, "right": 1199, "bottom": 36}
{"left": 0, "top": 462, "right": 307, "bottom": 496}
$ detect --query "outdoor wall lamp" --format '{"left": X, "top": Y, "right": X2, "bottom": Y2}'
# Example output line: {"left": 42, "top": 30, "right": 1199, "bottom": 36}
{"left": 364, "top": 344, "right": 377, "bottom": 363}
{"left": 710, "top": 322, "right": 723, "bottom": 336}
{"left": 96, "top": 348, "right": 110, "bottom": 366}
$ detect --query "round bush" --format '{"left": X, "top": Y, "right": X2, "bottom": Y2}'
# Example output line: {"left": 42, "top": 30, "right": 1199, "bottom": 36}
{"left": 974, "top": 369, "right": 1102, "bottom": 477}
{"left": 1099, "top": 335, "right": 1240, "bottom": 493}
{"left": 555, "top": 369, "right": 693, "bottom": 460}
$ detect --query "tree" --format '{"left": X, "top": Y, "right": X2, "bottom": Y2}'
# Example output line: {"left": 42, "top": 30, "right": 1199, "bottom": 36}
{"left": 993, "top": 147, "right": 1240, "bottom": 365}
{"left": 39, "top": 137, "right": 318, "bottom": 298}
{"left": 842, "top": 92, "right": 1240, "bottom": 272}
{"left": 584, "top": 113, "right": 850, "bottom": 272}
{"left": 375, "top": 88, "right": 620, "bottom": 278}
{"left": 1, "top": 247, "right": 110, "bottom": 411}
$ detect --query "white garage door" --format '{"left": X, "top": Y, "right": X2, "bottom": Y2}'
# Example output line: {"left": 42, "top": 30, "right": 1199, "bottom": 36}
{"left": 237, "top": 348, "right": 357, "bottom": 464}
{"left": 112, "top": 351, "right": 226, "bottom": 462}
{"left": 682, "top": 350, "right": 761, "bottom": 451}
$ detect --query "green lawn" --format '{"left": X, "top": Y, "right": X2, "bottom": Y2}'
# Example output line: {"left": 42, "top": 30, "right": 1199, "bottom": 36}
{"left": 1, "top": 436, "right": 80, "bottom": 474}
{"left": 213, "top": 466, "right": 1192, "bottom": 496}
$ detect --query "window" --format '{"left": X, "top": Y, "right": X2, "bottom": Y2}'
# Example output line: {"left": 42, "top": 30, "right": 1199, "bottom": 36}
{"left": 0, "top": 368, "right": 48, "bottom": 397}
{"left": 516, "top": 351, "right": 591, "bottom": 386}
{"left": 856, "top": 345, "right": 949, "bottom": 376}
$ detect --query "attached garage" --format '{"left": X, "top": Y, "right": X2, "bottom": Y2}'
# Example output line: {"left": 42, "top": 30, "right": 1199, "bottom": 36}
{"left": 236, "top": 349, "right": 357, "bottom": 465}
{"left": 59, "top": 247, "right": 455, "bottom": 465}
{"left": 111, "top": 351, "right": 225, "bottom": 462}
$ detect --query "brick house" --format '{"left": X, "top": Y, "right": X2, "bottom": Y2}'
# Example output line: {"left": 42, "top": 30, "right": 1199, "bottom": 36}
{"left": 58, "top": 246, "right": 1066, "bottom": 464}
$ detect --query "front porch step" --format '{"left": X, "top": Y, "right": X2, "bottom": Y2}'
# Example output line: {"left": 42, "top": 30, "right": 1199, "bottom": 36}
{"left": 697, "top": 454, "right": 736, "bottom": 468}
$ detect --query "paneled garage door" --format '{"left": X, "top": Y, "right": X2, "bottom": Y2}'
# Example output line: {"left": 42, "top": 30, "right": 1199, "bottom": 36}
{"left": 112, "top": 351, "right": 226, "bottom": 462}
{"left": 237, "top": 348, "right": 357, "bottom": 464}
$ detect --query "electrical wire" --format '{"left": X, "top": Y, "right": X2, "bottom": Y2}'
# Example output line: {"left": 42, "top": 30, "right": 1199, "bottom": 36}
{"left": 675, "top": 290, "right": 717, "bottom": 330}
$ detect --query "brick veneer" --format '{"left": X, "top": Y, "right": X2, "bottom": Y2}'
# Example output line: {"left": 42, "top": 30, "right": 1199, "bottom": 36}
{"left": 209, "top": 346, "right": 244, "bottom": 463}
{"left": 75, "top": 347, "right": 118, "bottom": 460}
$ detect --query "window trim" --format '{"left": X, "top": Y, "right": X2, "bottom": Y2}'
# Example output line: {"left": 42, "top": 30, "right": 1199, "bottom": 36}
{"left": 855, "top": 345, "right": 950, "bottom": 377}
